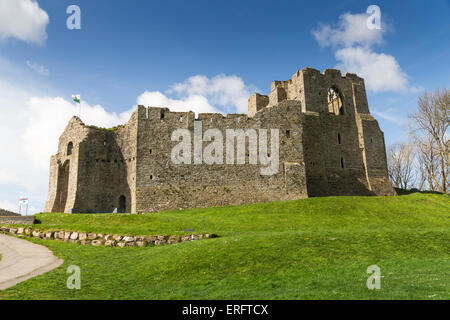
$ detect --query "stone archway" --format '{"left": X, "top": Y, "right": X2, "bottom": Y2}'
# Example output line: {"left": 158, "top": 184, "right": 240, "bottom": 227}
{"left": 52, "top": 160, "right": 70, "bottom": 213}
{"left": 118, "top": 195, "right": 126, "bottom": 213}
{"left": 327, "top": 87, "right": 344, "bottom": 115}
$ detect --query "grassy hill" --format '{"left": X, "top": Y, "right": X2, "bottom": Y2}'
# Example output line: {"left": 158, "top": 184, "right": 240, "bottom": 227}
{"left": 0, "top": 192, "right": 448, "bottom": 299}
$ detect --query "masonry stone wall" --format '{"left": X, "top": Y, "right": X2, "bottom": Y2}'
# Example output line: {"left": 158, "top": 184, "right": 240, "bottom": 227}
{"left": 45, "top": 67, "right": 396, "bottom": 214}
{"left": 0, "top": 216, "right": 35, "bottom": 225}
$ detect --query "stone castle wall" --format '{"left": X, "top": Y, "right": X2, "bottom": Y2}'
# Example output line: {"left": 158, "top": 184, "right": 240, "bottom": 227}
{"left": 45, "top": 67, "right": 396, "bottom": 214}
{"left": 134, "top": 100, "right": 308, "bottom": 213}
{"left": 0, "top": 216, "right": 35, "bottom": 225}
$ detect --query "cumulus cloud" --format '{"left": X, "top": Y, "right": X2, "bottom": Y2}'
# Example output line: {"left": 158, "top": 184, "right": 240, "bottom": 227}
{"left": 26, "top": 60, "right": 49, "bottom": 76}
{"left": 138, "top": 74, "right": 254, "bottom": 115}
{"left": 22, "top": 97, "right": 134, "bottom": 170}
{"left": 312, "top": 10, "right": 411, "bottom": 92}
{"left": 0, "top": 200, "right": 20, "bottom": 213}
{"left": 335, "top": 47, "right": 408, "bottom": 92}
{"left": 137, "top": 91, "right": 219, "bottom": 115}
{"left": 312, "top": 12, "right": 384, "bottom": 48}
{"left": 0, "top": 0, "right": 49, "bottom": 45}
{"left": 170, "top": 74, "right": 254, "bottom": 114}
{"left": 137, "top": 74, "right": 255, "bottom": 115}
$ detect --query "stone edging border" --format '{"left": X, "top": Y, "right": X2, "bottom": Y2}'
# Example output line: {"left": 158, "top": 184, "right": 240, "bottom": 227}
{"left": 0, "top": 226, "right": 217, "bottom": 248}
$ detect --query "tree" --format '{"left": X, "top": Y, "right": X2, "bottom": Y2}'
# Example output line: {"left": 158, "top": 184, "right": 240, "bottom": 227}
{"left": 387, "top": 142, "right": 416, "bottom": 189}
{"left": 409, "top": 88, "right": 449, "bottom": 193}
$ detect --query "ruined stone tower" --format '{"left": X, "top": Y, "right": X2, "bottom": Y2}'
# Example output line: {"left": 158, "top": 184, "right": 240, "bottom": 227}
{"left": 45, "top": 67, "right": 396, "bottom": 214}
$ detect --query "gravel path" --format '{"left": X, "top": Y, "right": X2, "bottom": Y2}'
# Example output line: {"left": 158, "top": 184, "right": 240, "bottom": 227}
{"left": 0, "top": 234, "right": 63, "bottom": 290}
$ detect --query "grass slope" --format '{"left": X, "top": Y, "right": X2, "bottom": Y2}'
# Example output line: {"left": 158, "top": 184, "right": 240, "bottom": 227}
{"left": 0, "top": 193, "right": 449, "bottom": 300}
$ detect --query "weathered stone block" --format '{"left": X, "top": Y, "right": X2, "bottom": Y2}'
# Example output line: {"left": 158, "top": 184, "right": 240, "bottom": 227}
{"left": 91, "top": 240, "right": 103, "bottom": 246}
{"left": 78, "top": 233, "right": 87, "bottom": 241}
{"left": 112, "top": 235, "right": 122, "bottom": 241}
{"left": 87, "top": 233, "right": 97, "bottom": 240}
{"left": 122, "top": 236, "right": 135, "bottom": 242}
{"left": 105, "top": 240, "right": 116, "bottom": 247}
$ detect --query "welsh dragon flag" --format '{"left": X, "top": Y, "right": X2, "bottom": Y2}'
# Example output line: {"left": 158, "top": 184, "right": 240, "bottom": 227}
{"left": 72, "top": 94, "right": 81, "bottom": 104}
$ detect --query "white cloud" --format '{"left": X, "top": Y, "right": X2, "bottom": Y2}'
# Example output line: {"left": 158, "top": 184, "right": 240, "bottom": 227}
{"left": 22, "top": 97, "right": 134, "bottom": 170}
{"left": 169, "top": 74, "right": 254, "bottom": 114}
{"left": 26, "top": 60, "right": 49, "bottom": 75}
{"left": 335, "top": 46, "right": 408, "bottom": 92}
{"left": 312, "top": 12, "right": 384, "bottom": 48}
{"left": 371, "top": 109, "right": 406, "bottom": 126}
{"left": 137, "top": 91, "right": 219, "bottom": 115}
{"left": 0, "top": 200, "right": 19, "bottom": 213}
{"left": 138, "top": 74, "right": 255, "bottom": 115}
{"left": 0, "top": 0, "right": 49, "bottom": 45}
{"left": 312, "top": 11, "right": 412, "bottom": 93}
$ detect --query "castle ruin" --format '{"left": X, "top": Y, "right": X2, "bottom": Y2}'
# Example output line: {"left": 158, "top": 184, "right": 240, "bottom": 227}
{"left": 45, "top": 67, "right": 396, "bottom": 214}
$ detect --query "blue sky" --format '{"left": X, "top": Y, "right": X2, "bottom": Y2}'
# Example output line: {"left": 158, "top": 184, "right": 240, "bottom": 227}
{"left": 0, "top": 0, "right": 449, "bottom": 213}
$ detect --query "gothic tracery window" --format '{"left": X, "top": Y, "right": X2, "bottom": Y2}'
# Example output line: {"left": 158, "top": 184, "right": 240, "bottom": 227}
{"left": 327, "top": 87, "right": 344, "bottom": 115}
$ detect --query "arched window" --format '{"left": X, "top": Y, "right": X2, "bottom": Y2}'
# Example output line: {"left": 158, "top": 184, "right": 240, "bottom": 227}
{"left": 327, "top": 87, "right": 344, "bottom": 115}
{"left": 67, "top": 142, "right": 73, "bottom": 156}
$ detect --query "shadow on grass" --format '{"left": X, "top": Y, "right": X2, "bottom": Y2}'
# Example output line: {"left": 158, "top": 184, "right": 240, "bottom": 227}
{"left": 395, "top": 188, "right": 444, "bottom": 196}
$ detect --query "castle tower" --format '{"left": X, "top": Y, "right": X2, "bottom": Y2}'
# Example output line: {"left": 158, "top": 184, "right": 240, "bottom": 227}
{"left": 247, "top": 67, "right": 395, "bottom": 197}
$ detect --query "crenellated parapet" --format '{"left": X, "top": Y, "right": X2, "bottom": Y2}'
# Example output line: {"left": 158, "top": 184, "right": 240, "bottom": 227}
{"left": 248, "top": 67, "right": 370, "bottom": 117}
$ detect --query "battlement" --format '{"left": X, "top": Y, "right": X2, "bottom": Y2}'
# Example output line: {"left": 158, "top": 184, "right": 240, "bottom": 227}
{"left": 248, "top": 67, "right": 369, "bottom": 117}
{"left": 136, "top": 105, "right": 254, "bottom": 126}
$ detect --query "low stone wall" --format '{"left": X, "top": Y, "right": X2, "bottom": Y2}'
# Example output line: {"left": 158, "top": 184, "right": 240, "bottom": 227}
{"left": 0, "top": 208, "right": 20, "bottom": 216}
{"left": 0, "top": 216, "right": 35, "bottom": 225}
{"left": 0, "top": 226, "right": 216, "bottom": 248}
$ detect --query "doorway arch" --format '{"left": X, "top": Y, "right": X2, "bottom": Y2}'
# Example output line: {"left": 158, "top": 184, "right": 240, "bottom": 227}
{"left": 52, "top": 160, "right": 70, "bottom": 212}
{"left": 118, "top": 195, "right": 126, "bottom": 213}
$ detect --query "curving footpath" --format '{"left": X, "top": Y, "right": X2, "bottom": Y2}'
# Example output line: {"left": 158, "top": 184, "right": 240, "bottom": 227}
{"left": 0, "top": 234, "right": 63, "bottom": 290}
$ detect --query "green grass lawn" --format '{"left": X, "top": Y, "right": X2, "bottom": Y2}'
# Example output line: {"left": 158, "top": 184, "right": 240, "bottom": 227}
{"left": 0, "top": 192, "right": 449, "bottom": 300}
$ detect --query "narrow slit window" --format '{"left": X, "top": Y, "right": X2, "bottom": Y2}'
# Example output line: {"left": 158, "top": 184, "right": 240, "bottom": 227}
{"left": 67, "top": 142, "right": 73, "bottom": 155}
